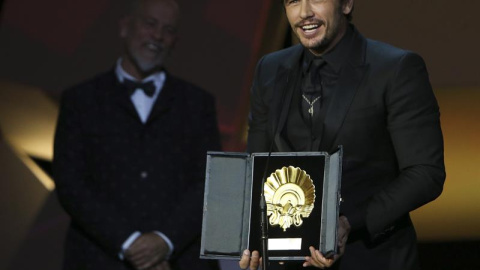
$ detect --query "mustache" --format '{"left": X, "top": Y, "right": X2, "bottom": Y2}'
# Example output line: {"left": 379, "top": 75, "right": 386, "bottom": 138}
{"left": 294, "top": 19, "right": 324, "bottom": 28}
{"left": 144, "top": 41, "right": 165, "bottom": 50}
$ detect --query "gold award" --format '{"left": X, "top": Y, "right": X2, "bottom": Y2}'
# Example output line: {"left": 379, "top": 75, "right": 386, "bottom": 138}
{"left": 264, "top": 166, "right": 315, "bottom": 231}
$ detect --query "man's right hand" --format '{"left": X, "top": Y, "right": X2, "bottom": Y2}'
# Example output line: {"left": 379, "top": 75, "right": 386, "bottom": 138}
{"left": 125, "top": 232, "right": 169, "bottom": 270}
{"left": 239, "top": 249, "right": 260, "bottom": 270}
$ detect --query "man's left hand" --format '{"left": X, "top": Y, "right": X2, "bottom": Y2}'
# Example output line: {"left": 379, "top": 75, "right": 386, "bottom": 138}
{"left": 303, "top": 216, "right": 351, "bottom": 268}
{"left": 125, "top": 232, "right": 170, "bottom": 270}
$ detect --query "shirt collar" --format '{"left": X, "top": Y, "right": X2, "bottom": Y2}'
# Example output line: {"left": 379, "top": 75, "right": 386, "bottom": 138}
{"left": 115, "top": 58, "right": 166, "bottom": 93}
{"left": 302, "top": 23, "right": 355, "bottom": 75}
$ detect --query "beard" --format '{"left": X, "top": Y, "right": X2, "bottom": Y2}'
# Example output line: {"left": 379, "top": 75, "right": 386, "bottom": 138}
{"left": 127, "top": 44, "right": 168, "bottom": 74}
{"left": 294, "top": 4, "right": 346, "bottom": 54}
{"left": 131, "top": 53, "right": 164, "bottom": 73}
{"left": 299, "top": 25, "right": 335, "bottom": 53}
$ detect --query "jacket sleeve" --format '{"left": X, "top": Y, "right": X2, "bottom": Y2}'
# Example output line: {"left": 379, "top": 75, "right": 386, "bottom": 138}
{"left": 364, "top": 52, "right": 446, "bottom": 237}
{"left": 159, "top": 92, "right": 222, "bottom": 258}
{"left": 53, "top": 89, "right": 136, "bottom": 257}
{"left": 247, "top": 56, "right": 271, "bottom": 153}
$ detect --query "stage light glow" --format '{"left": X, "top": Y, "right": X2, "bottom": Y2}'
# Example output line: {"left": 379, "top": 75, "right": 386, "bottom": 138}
{"left": 0, "top": 81, "right": 58, "bottom": 191}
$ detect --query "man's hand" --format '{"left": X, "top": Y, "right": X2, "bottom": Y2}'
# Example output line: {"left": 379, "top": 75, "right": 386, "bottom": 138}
{"left": 303, "top": 216, "right": 351, "bottom": 268}
{"left": 125, "top": 232, "right": 170, "bottom": 270}
{"left": 239, "top": 249, "right": 261, "bottom": 270}
{"left": 239, "top": 216, "right": 350, "bottom": 269}
{"left": 149, "top": 260, "right": 171, "bottom": 270}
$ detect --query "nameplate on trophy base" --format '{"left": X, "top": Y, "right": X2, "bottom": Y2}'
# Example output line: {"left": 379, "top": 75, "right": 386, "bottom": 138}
{"left": 200, "top": 148, "right": 342, "bottom": 261}
{"left": 268, "top": 238, "right": 302, "bottom": 250}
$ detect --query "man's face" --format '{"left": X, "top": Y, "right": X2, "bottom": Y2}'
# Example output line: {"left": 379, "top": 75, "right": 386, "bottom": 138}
{"left": 284, "top": 0, "right": 353, "bottom": 55}
{"left": 120, "top": 0, "right": 179, "bottom": 74}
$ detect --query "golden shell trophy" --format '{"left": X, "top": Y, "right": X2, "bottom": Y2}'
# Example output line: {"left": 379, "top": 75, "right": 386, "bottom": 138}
{"left": 264, "top": 166, "right": 316, "bottom": 231}
{"left": 200, "top": 148, "right": 343, "bottom": 261}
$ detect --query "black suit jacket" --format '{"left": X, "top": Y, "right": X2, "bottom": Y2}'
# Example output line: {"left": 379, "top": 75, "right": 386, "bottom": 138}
{"left": 53, "top": 70, "right": 221, "bottom": 270}
{"left": 247, "top": 27, "right": 445, "bottom": 270}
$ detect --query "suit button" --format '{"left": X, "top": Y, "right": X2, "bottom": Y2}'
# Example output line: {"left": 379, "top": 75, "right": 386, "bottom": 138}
{"left": 140, "top": 171, "right": 148, "bottom": 179}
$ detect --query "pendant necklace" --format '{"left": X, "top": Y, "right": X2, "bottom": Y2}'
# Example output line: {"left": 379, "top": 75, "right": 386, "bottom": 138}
{"left": 302, "top": 94, "right": 321, "bottom": 116}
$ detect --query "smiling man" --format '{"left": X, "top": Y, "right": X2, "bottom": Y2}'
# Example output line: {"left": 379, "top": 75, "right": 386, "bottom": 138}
{"left": 240, "top": 0, "right": 445, "bottom": 269}
{"left": 53, "top": 1, "right": 221, "bottom": 270}
{"left": 120, "top": 0, "right": 178, "bottom": 79}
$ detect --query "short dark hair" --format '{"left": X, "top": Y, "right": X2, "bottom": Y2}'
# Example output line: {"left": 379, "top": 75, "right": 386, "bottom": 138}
{"left": 281, "top": 0, "right": 354, "bottom": 22}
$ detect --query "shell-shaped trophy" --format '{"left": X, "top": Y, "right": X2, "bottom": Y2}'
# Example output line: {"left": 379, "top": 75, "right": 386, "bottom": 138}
{"left": 264, "top": 166, "right": 316, "bottom": 231}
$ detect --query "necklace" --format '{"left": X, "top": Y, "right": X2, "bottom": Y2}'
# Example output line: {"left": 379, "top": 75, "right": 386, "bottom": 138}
{"left": 302, "top": 94, "right": 321, "bottom": 116}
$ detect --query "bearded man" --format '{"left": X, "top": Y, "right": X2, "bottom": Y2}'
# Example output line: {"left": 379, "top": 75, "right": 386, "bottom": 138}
{"left": 240, "top": 0, "right": 445, "bottom": 269}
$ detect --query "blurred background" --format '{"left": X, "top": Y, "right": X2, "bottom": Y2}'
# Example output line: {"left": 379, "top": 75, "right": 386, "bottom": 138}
{"left": 0, "top": 0, "right": 479, "bottom": 269}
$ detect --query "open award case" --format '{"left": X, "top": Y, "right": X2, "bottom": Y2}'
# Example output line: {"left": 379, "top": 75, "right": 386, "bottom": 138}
{"left": 200, "top": 148, "right": 342, "bottom": 261}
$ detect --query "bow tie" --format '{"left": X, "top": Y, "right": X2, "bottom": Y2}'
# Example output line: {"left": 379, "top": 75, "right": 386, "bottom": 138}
{"left": 123, "top": 79, "right": 156, "bottom": 97}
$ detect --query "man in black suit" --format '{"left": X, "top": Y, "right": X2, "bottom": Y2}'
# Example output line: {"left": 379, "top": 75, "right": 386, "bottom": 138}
{"left": 53, "top": 0, "right": 221, "bottom": 269}
{"left": 240, "top": 0, "right": 445, "bottom": 269}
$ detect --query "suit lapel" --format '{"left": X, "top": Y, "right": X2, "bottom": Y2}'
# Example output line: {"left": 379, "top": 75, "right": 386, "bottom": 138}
{"left": 147, "top": 73, "right": 175, "bottom": 124}
{"left": 272, "top": 45, "right": 303, "bottom": 152}
{"left": 320, "top": 29, "right": 369, "bottom": 152}
{"left": 105, "top": 70, "right": 141, "bottom": 121}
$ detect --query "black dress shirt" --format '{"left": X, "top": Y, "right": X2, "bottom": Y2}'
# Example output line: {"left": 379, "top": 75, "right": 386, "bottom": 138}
{"left": 285, "top": 25, "right": 355, "bottom": 152}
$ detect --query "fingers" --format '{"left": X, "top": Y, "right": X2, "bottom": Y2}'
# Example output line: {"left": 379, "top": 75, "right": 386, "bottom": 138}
{"left": 250, "top": 250, "right": 260, "bottom": 270}
{"left": 125, "top": 234, "right": 148, "bottom": 258}
{"left": 146, "top": 260, "right": 169, "bottom": 270}
{"left": 303, "top": 246, "right": 333, "bottom": 269}
{"left": 338, "top": 216, "right": 351, "bottom": 236}
{"left": 239, "top": 249, "right": 251, "bottom": 269}
{"left": 303, "top": 217, "right": 351, "bottom": 269}
{"left": 126, "top": 245, "right": 151, "bottom": 267}
{"left": 125, "top": 233, "right": 167, "bottom": 270}
{"left": 136, "top": 252, "right": 162, "bottom": 270}
{"left": 239, "top": 249, "right": 261, "bottom": 270}
{"left": 337, "top": 216, "right": 351, "bottom": 255}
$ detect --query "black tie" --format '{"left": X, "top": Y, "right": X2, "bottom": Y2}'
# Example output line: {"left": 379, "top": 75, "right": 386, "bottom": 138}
{"left": 123, "top": 79, "right": 156, "bottom": 97}
{"left": 302, "top": 58, "right": 325, "bottom": 121}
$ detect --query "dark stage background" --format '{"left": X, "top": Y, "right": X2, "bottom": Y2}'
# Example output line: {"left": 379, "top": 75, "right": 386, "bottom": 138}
{"left": 0, "top": 0, "right": 479, "bottom": 269}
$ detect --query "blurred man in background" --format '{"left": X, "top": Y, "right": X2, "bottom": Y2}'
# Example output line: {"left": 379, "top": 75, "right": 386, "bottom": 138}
{"left": 53, "top": 0, "right": 221, "bottom": 269}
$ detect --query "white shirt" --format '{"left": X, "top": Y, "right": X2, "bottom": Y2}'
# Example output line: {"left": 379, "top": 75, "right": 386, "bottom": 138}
{"left": 115, "top": 58, "right": 166, "bottom": 123}
{"left": 114, "top": 58, "right": 174, "bottom": 259}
